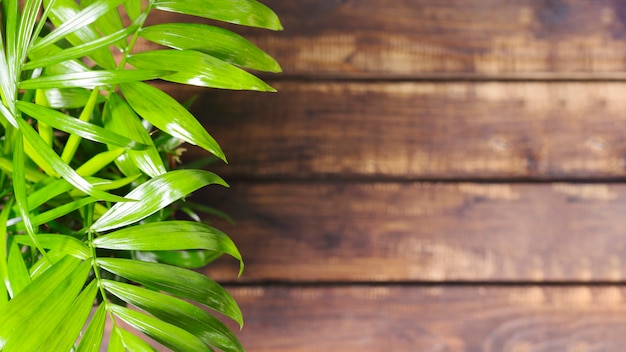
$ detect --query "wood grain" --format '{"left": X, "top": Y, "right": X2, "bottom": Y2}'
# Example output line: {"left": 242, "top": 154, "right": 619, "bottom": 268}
{"left": 202, "top": 182, "right": 626, "bottom": 283}
{"left": 142, "top": 0, "right": 626, "bottom": 79}
{"left": 224, "top": 285, "right": 626, "bottom": 352}
{"left": 186, "top": 81, "right": 626, "bottom": 180}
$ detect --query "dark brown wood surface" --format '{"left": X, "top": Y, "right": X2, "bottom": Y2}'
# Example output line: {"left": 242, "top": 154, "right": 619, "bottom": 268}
{"left": 192, "top": 81, "right": 626, "bottom": 180}
{"left": 202, "top": 182, "right": 626, "bottom": 283}
{"left": 146, "top": 0, "right": 626, "bottom": 350}
{"left": 223, "top": 285, "right": 626, "bottom": 352}
{"left": 144, "top": 0, "right": 626, "bottom": 79}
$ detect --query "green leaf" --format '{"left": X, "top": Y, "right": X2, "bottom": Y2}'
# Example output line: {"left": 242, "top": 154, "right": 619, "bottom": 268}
{"left": 153, "top": 0, "right": 282, "bottom": 30}
{"left": 75, "top": 303, "right": 107, "bottom": 352}
{"left": 1, "top": 260, "right": 90, "bottom": 352}
{"left": 13, "top": 131, "right": 47, "bottom": 257}
{"left": 108, "top": 326, "right": 126, "bottom": 352}
{"left": 17, "top": 101, "right": 148, "bottom": 150}
{"left": 25, "top": 18, "right": 142, "bottom": 71}
{"left": 76, "top": 148, "right": 125, "bottom": 176}
{"left": 104, "top": 280, "right": 244, "bottom": 352}
{"left": 41, "top": 88, "right": 106, "bottom": 109}
{"left": 128, "top": 49, "right": 275, "bottom": 91}
{"left": 0, "top": 198, "right": 13, "bottom": 298}
{"left": 120, "top": 82, "right": 225, "bottom": 160}
{"left": 97, "top": 258, "right": 243, "bottom": 326}
{"left": 103, "top": 93, "right": 166, "bottom": 178}
{"left": 24, "top": 178, "right": 74, "bottom": 210}
{"left": 42, "top": 280, "right": 99, "bottom": 352}
{"left": 0, "top": 156, "right": 47, "bottom": 183}
{"left": 0, "top": 256, "right": 82, "bottom": 350}
{"left": 116, "top": 328, "right": 157, "bottom": 352}
{"left": 7, "top": 239, "right": 30, "bottom": 297}
{"left": 81, "top": 0, "right": 126, "bottom": 49}
{"left": 91, "top": 169, "right": 227, "bottom": 232}
{"left": 43, "top": 0, "right": 117, "bottom": 68}
{"left": 32, "top": 0, "right": 125, "bottom": 53}
{"left": 134, "top": 249, "right": 222, "bottom": 269}
{"left": 19, "top": 70, "right": 171, "bottom": 89}
{"left": 13, "top": 234, "right": 91, "bottom": 260}
{"left": 15, "top": 117, "right": 131, "bottom": 203}
{"left": 60, "top": 86, "right": 102, "bottom": 163}
{"left": 28, "top": 249, "right": 67, "bottom": 280}
{"left": 94, "top": 220, "right": 243, "bottom": 275}
{"left": 110, "top": 304, "right": 210, "bottom": 352}
{"left": 140, "top": 23, "right": 281, "bottom": 72}
{"left": 12, "top": 197, "right": 98, "bottom": 230}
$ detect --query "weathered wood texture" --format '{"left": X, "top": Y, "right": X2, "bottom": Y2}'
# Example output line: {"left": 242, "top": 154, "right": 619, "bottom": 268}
{"left": 191, "top": 81, "right": 626, "bottom": 180}
{"left": 224, "top": 285, "right": 626, "bottom": 352}
{"left": 144, "top": 0, "right": 626, "bottom": 79}
{"left": 149, "top": 0, "right": 626, "bottom": 349}
{"left": 202, "top": 182, "right": 626, "bottom": 283}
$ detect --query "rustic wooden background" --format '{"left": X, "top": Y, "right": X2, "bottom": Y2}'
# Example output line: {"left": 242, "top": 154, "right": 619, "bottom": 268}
{"left": 157, "top": 0, "right": 626, "bottom": 351}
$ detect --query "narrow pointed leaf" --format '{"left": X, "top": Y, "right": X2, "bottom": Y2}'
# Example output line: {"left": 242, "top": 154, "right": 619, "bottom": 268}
{"left": 116, "top": 328, "right": 157, "bottom": 352}
{"left": 15, "top": 117, "right": 134, "bottom": 203}
{"left": 97, "top": 258, "right": 243, "bottom": 325}
{"left": 13, "top": 234, "right": 91, "bottom": 260}
{"left": 123, "top": 0, "right": 141, "bottom": 21}
{"left": 91, "top": 169, "right": 227, "bottom": 232}
{"left": 103, "top": 93, "right": 166, "bottom": 177}
{"left": 41, "top": 88, "right": 105, "bottom": 109}
{"left": 29, "top": 249, "right": 68, "bottom": 280}
{"left": 19, "top": 70, "right": 170, "bottom": 89}
{"left": 43, "top": 280, "right": 99, "bottom": 352}
{"left": 110, "top": 304, "right": 210, "bottom": 352}
{"left": 24, "top": 136, "right": 59, "bottom": 177}
{"left": 17, "top": 102, "right": 148, "bottom": 150}
{"left": 128, "top": 50, "right": 275, "bottom": 91}
{"left": 81, "top": 0, "right": 127, "bottom": 49}
{"left": 12, "top": 197, "right": 97, "bottom": 230}
{"left": 0, "top": 256, "right": 81, "bottom": 349}
{"left": 7, "top": 239, "right": 30, "bottom": 298}
{"left": 94, "top": 220, "right": 242, "bottom": 274}
{"left": 77, "top": 148, "right": 125, "bottom": 176}
{"left": 153, "top": 0, "right": 282, "bottom": 30}
{"left": 140, "top": 23, "right": 281, "bottom": 72}
{"left": 61, "top": 87, "right": 102, "bottom": 164}
{"left": 147, "top": 249, "right": 223, "bottom": 269}
{"left": 32, "top": 0, "right": 125, "bottom": 52}
{"left": 75, "top": 303, "right": 106, "bottom": 352}
{"left": 1, "top": 260, "right": 91, "bottom": 352}
{"left": 25, "top": 19, "right": 142, "bottom": 70}
{"left": 24, "top": 178, "right": 74, "bottom": 210}
{"left": 13, "top": 132, "right": 47, "bottom": 257}
{"left": 104, "top": 280, "right": 244, "bottom": 352}
{"left": 43, "top": 0, "right": 117, "bottom": 68}
{"left": 108, "top": 326, "right": 125, "bottom": 352}
{"left": 0, "top": 198, "right": 12, "bottom": 301}
{"left": 120, "top": 82, "right": 225, "bottom": 160}
{"left": 0, "top": 156, "right": 47, "bottom": 183}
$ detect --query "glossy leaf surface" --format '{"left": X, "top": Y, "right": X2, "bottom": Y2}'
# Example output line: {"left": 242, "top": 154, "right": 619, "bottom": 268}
{"left": 153, "top": 0, "right": 282, "bottom": 30}
{"left": 140, "top": 23, "right": 281, "bottom": 72}
{"left": 97, "top": 258, "right": 243, "bottom": 325}
{"left": 104, "top": 280, "right": 244, "bottom": 352}
{"left": 128, "top": 49, "right": 276, "bottom": 91}
{"left": 91, "top": 169, "right": 227, "bottom": 232}
{"left": 120, "top": 82, "right": 226, "bottom": 160}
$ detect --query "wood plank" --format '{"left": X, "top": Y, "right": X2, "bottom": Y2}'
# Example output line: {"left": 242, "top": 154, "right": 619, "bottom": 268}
{"left": 222, "top": 285, "right": 626, "bottom": 352}
{"left": 202, "top": 182, "right": 626, "bottom": 283}
{"left": 142, "top": 0, "right": 626, "bottom": 78}
{"left": 187, "top": 81, "right": 626, "bottom": 180}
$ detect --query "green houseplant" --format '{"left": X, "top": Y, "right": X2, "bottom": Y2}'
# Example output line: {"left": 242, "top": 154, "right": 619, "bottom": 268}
{"left": 0, "top": 0, "right": 281, "bottom": 350}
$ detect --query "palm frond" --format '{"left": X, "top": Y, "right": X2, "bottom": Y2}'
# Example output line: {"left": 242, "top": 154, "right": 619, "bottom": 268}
{"left": 0, "top": 0, "right": 281, "bottom": 350}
